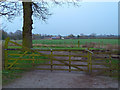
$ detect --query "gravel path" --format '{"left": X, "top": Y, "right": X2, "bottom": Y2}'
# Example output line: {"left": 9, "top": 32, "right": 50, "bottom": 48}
{"left": 3, "top": 51, "right": 119, "bottom": 88}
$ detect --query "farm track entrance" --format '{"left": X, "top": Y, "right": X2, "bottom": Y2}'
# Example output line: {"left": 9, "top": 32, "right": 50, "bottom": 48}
{"left": 4, "top": 37, "right": 119, "bottom": 77}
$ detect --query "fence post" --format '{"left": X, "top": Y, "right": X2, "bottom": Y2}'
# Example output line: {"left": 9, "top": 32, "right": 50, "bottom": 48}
{"left": 50, "top": 49, "right": 53, "bottom": 72}
{"left": 87, "top": 48, "right": 90, "bottom": 73}
{"left": 109, "top": 53, "right": 112, "bottom": 77}
{"left": 2, "top": 42, "right": 5, "bottom": 70}
{"left": 78, "top": 40, "right": 80, "bottom": 48}
{"left": 32, "top": 53, "right": 35, "bottom": 68}
{"left": 69, "top": 50, "right": 71, "bottom": 72}
{"left": 90, "top": 53, "right": 92, "bottom": 73}
{"left": 4, "top": 37, "right": 10, "bottom": 70}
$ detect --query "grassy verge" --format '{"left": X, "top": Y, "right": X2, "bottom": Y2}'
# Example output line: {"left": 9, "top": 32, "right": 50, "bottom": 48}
{"left": 2, "top": 69, "right": 24, "bottom": 85}
{"left": 105, "top": 58, "right": 119, "bottom": 78}
{"left": 2, "top": 50, "right": 48, "bottom": 85}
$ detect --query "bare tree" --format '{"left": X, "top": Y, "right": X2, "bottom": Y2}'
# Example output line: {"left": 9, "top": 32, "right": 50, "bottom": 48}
{"left": 0, "top": 0, "right": 80, "bottom": 48}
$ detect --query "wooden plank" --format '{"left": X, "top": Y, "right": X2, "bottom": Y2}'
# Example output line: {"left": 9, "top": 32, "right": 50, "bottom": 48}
{"left": 8, "top": 63, "right": 88, "bottom": 67}
{"left": 31, "top": 49, "right": 88, "bottom": 52}
{"left": 92, "top": 68, "right": 110, "bottom": 70}
{"left": 7, "top": 63, "right": 88, "bottom": 67}
{"left": 10, "top": 67, "right": 88, "bottom": 72}
{"left": 8, "top": 53, "right": 88, "bottom": 58}
{"left": 5, "top": 48, "right": 22, "bottom": 51}
{"left": 53, "top": 54, "right": 88, "bottom": 57}
{"left": 8, "top": 58, "right": 50, "bottom": 61}
{"left": 71, "top": 59, "right": 88, "bottom": 62}
{"left": 8, "top": 54, "right": 50, "bottom": 57}
{"left": 92, "top": 63, "right": 108, "bottom": 65}
{"left": 4, "top": 37, "right": 10, "bottom": 70}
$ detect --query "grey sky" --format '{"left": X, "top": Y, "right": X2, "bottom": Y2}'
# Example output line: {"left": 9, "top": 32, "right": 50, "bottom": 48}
{"left": 1, "top": 2, "right": 118, "bottom": 36}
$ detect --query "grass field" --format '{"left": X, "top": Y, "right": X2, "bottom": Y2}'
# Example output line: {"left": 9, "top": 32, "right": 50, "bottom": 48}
{"left": 15, "top": 39, "right": 119, "bottom": 45}
{"left": 9, "top": 39, "right": 119, "bottom": 50}
{"left": 33, "top": 39, "right": 118, "bottom": 45}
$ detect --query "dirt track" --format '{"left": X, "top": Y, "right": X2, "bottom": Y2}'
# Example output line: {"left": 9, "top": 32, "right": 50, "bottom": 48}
{"left": 3, "top": 70, "right": 118, "bottom": 88}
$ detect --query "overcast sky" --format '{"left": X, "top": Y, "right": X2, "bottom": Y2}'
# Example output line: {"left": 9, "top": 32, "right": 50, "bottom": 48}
{"left": 1, "top": 2, "right": 118, "bottom": 36}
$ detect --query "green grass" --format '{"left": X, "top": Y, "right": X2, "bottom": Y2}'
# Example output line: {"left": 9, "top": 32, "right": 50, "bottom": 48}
{"left": 16, "top": 39, "right": 118, "bottom": 45}
{"left": 2, "top": 50, "right": 49, "bottom": 85}
{"left": 2, "top": 69, "right": 24, "bottom": 85}
{"left": 105, "top": 58, "right": 119, "bottom": 78}
{"left": 105, "top": 59, "right": 119, "bottom": 70}
{"left": 32, "top": 39, "right": 118, "bottom": 45}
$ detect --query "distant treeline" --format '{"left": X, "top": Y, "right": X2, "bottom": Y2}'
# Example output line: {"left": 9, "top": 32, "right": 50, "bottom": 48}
{"left": 1, "top": 30, "right": 22, "bottom": 40}
{"left": 0, "top": 30, "right": 119, "bottom": 40}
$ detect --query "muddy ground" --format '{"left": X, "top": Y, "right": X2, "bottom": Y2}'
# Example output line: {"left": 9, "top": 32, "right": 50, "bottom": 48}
{"left": 3, "top": 70, "right": 118, "bottom": 88}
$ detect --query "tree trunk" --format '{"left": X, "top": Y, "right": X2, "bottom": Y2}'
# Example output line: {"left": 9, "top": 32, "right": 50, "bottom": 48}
{"left": 22, "top": 2, "right": 33, "bottom": 48}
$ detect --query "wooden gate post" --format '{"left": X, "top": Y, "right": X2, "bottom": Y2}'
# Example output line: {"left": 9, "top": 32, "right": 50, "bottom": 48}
{"left": 69, "top": 50, "right": 71, "bottom": 72}
{"left": 87, "top": 48, "right": 90, "bottom": 73}
{"left": 50, "top": 49, "right": 53, "bottom": 72}
{"left": 4, "top": 37, "right": 10, "bottom": 70}
{"left": 87, "top": 48, "right": 93, "bottom": 74}
{"left": 2, "top": 42, "right": 5, "bottom": 70}
{"left": 90, "top": 53, "right": 92, "bottom": 73}
{"left": 32, "top": 53, "right": 35, "bottom": 67}
{"left": 109, "top": 53, "right": 112, "bottom": 77}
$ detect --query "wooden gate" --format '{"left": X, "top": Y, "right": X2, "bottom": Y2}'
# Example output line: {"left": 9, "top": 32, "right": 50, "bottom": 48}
{"left": 90, "top": 50, "right": 119, "bottom": 77}
{"left": 4, "top": 37, "right": 119, "bottom": 77}
{"left": 4, "top": 38, "right": 93, "bottom": 73}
